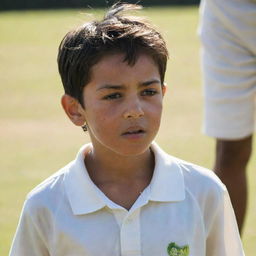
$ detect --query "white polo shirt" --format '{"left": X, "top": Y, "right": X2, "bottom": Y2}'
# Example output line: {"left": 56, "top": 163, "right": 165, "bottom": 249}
{"left": 10, "top": 143, "right": 244, "bottom": 256}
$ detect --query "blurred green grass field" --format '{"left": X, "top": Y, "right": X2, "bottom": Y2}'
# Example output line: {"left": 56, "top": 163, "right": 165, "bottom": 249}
{"left": 0, "top": 6, "right": 255, "bottom": 255}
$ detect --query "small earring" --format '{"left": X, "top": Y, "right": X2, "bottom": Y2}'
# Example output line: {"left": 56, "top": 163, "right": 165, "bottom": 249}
{"left": 82, "top": 124, "right": 87, "bottom": 132}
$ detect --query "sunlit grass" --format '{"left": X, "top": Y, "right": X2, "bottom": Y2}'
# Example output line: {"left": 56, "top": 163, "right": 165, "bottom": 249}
{"left": 0, "top": 7, "right": 255, "bottom": 255}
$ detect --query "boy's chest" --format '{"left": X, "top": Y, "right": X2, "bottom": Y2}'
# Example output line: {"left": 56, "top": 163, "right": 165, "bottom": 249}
{"left": 48, "top": 199, "right": 206, "bottom": 256}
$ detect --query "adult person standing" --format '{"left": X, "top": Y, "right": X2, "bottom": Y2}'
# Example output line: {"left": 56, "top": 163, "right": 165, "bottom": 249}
{"left": 199, "top": 0, "right": 256, "bottom": 233}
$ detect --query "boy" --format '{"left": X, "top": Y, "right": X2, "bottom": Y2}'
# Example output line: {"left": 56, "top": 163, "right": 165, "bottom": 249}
{"left": 10, "top": 3, "right": 244, "bottom": 256}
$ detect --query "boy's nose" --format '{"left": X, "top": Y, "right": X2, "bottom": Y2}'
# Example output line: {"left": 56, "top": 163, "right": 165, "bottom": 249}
{"left": 123, "top": 99, "right": 144, "bottom": 119}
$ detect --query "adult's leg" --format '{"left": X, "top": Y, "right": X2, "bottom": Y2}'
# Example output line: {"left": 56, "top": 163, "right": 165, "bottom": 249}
{"left": 214, "top": 135, "right": 253, "bottom": 233}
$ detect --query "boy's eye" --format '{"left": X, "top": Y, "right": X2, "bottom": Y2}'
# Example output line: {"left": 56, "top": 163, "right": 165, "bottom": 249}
{"left": 141, "top": 89, "right": 158, "bottom": 96}
{"left": 103, "top": 93, "right": 122, "bottom": 100}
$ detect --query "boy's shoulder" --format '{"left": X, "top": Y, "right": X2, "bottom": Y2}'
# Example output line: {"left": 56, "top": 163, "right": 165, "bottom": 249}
{"left": 152, "top": 143, "right": 227, "bottom": 204}
{"left": 167, "top": 153, "right": 227, "bottom": 204}
{"left": 173, "top": 155, "right": 225, "bottom": 189}
{"left": 154, "top": 143, "right": 225, "bottom": 189}
{"left": 26, "top": 144, "right": 90, "bottom": 202}
{"left": 23, "top": 143, "right": 92, "bottom": 216}
{"left": 24, "top": 160, "right": 73, "bottom": 213}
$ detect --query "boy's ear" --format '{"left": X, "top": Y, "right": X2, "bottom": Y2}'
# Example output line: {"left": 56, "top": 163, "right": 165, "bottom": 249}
{"left": 61, "top": 94, "right": 86, "bottom": 126}
{"left": 162, "top": 83, "right": 167, "bottom": 96}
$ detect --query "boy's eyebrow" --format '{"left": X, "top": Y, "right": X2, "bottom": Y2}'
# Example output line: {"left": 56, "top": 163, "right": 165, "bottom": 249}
{"left": 97, "top": 84, "right": 124, "bottom": 91}
{"left": 97, "top": 79, "right": 161, "bottom": 91}
{"left": 141, "top": 79, "right": 161, "bottom": 86}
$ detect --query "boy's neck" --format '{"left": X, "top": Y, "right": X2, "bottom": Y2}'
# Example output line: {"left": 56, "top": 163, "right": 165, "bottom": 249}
{"left": 84, "top": 144, "right": 155, "bottom": 184}
{"left": 84, "top": 144, "right": 155, "bottom": 210}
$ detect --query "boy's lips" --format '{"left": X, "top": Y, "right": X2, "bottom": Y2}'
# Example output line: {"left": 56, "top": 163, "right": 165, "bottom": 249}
{"left": 121, "top": 126, "right": 146, "bottom": 139}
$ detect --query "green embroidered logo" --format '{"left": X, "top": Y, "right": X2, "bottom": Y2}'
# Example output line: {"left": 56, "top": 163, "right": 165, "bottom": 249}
{"left": 167, "top": 242, "right": 189, "bottom": 256}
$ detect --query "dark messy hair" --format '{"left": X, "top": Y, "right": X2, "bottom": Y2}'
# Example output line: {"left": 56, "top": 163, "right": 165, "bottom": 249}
{"left": 57, "top": 2, "right": 169, "bottom": 106}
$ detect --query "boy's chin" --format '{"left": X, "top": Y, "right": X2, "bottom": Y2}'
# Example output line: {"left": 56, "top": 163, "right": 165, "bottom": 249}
{"left": 89, "top": 132, "right": 156, "bottom": 158}
{"left": 110, "top": 143, "right": 153, "bottom": 158}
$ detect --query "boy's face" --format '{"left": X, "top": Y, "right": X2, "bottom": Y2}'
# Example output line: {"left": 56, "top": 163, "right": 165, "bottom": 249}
{"left": 65, "top": 53, "right": 166, "bottom": 156}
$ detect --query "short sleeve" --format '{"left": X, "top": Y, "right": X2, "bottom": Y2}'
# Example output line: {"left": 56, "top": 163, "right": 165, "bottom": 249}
{"left": 9, "top": 200, "right": 49, "bottom": 256}
{"left": 206, "top": 189, "right": 245, "bottom": 256}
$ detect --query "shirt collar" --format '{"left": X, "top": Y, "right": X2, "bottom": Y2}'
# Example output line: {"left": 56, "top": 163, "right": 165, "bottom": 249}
{"left": 149, "top": 142, "right": 185, "bottom": 202}
{"left": 64, "top": 142, "right": 185, "bottom": 216}
{"left": 64, "top": 144, "right": 106, "bottom": 215}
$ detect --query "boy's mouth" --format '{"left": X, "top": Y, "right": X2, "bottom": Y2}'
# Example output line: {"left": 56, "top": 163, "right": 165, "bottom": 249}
{"left": 122, "top": 127, "right": 146, "bottom": 138}
{"left": 122, "top": 129, "right": 145, "bottom": 135}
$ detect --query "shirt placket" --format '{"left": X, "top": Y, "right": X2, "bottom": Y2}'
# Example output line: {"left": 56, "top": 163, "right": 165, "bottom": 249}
{"left": 120, "top": 209, "right": 141, "bottom": 256}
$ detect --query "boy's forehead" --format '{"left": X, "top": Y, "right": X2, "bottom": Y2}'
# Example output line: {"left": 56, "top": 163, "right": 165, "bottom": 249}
{"left": 89, "top": 52, "right": 160, "bottom": 85}
{"left": 92, "top": 52, "right": 158, "bottom": 72}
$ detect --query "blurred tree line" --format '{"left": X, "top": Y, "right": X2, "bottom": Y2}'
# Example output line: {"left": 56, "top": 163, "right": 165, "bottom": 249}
{"left": 0, "top": 0, "right": 199, "bottom": 11}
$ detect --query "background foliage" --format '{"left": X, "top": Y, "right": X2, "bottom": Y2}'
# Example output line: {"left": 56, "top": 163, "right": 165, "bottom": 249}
{"left": 0, "top": 0, "right": 200, "bottom": 11}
